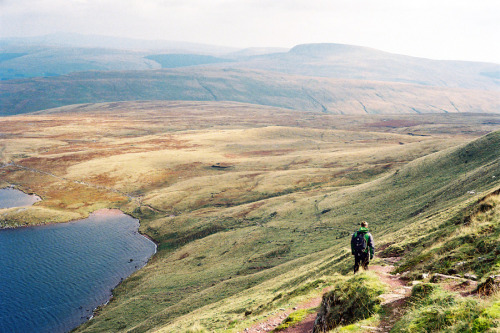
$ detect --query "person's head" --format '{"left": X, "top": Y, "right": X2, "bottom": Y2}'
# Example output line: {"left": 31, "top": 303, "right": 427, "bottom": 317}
{"left": 361, "top": 221, "right": 368, "bottom": 228}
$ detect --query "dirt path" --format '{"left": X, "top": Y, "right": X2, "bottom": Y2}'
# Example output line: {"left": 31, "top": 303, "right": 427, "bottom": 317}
{"left": 239, "top": 292, "right": 326, "bottom": 333}
{"left": 370, "top": 265, "right": 411, "bottom": 333}
{"left": 239, "top": 262, "right": 410, "bottom": 333}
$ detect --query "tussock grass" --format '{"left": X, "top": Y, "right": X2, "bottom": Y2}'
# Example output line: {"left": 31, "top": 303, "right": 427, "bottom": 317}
{"left": 392, "top": 286, "right": 500, "bottom": 332}
{"left": 390, "top": 191, "right": 500, "bottom": 280}
{"left": 312, "top": 272, "right": 387, "bottom": 333}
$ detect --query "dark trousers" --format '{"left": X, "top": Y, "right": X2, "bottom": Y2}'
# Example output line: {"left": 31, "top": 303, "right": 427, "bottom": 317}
{"left": 354, "top": 251, "right": 370, "bottom": 273}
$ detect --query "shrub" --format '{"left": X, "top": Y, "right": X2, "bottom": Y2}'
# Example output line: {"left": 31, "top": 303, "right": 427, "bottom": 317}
{"left": 410, "top": 282, "right": 438, "bottom": 301}
{"left": 312, "top": 272, "right": 386, "bottom": 333}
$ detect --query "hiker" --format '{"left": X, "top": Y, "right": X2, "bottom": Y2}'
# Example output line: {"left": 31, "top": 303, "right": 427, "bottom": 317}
{"left": 351, "top": 221, "right": 375, "bottom": 273}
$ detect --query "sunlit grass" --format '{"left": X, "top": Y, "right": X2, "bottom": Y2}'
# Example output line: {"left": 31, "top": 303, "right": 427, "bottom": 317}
{"left": 0, "top": 102, "right": 499, "bottom": 332}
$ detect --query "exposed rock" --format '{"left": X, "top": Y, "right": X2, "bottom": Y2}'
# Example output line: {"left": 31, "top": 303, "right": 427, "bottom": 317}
{"left": 211, "top": 163, "right": 232, "bottom": 169}
{"left": 464, "top": 273, "right": 478, "bottom": 281}
{"left": 399, "top": 271, "right": 411, "bottom": 280}
{"left": 430, "top": 273, "right": 465, "bottom": 283}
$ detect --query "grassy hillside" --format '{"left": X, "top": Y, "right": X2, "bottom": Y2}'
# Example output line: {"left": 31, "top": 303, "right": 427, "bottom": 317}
{"left": 145, "top": 54, "right": 232, "bottom": 68}
{"left": 2, "top": 36, "right": 498, "bottom": 90}
{"left": 0, "top": 46, "right": 162, "bottom": 80}
{"left": 225, "top": 43, "right": 500, "bottom": 90}
{"left": 1, "top": 68, "right": 499, "bottom": 116}
{"left": 1, "top": 102, "right": 499, "bottom": 332}
{"left": 82, "top": 130, "right": 500, "bottom": 333}
{"left": 0, "top": 33, "right": 238, "bottom": 80}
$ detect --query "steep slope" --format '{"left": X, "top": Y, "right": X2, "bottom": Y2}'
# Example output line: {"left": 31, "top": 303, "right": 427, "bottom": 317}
{"left": 73, "top": 129, "right": 499, "bottom": 332}
{"left": 1, "top": 68, "right": 499, "bottom": 115}
{"left": 226, "top": 43, "right": 500, "bottom": 90}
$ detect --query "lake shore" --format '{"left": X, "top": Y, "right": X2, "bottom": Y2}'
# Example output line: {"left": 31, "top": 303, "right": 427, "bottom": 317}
{"left": 0, "top": 201, "right": 157, "bottom": 333}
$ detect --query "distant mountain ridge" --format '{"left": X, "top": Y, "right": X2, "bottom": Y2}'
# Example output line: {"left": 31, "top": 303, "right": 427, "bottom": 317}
{"left": 225, "top": 43, "right": 500, "bottom": 90}
{"left": 1, "top": 34, "right": 499, "bottom": 116}
{"left": 1, "top": 68, "right": 498, "bottom": 116}
{"left": 1, "top": 34, "right": 498, "bottom": 90}
{"left": 1, "top": 32, "right": 238, "bottom": 54}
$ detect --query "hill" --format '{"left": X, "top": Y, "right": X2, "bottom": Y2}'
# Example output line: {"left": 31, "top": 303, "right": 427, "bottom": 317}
{"left": 1, "top": 68, "right": 499, "bottom": 116}
{"left": 144, "top": 54, "right": 232, "bottom": 68}
{"left": 1, "top": 35, "right": 498, "bottom": 90}
{"left": 0, "top": 102, "right": 499, "bottom": 331}
{"left": 226, "top": 43, "right": 500, "bottom": 90}
{"left": 0, "top": 33, "right": 237, "bottom": 80}
{"left": 0, "top": 33, "right": 237, "bottom": 54}
{"left": 0, "top": 46, "right": 162, "bottom": 80}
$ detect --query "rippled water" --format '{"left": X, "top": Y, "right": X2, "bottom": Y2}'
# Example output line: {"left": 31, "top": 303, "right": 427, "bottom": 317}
{"left": 0, "top": 210, "right": 156, "bottom": 333}
{"left": 0, "top": 187, "right": 40, "bottom": 209}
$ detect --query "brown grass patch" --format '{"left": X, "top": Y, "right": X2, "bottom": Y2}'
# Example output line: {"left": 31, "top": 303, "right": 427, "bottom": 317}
{"left": 240, "top": 149, "right": 296, "bottom": 157}
{"left": 366, "top": 119, "right": 426, "bottom": 128}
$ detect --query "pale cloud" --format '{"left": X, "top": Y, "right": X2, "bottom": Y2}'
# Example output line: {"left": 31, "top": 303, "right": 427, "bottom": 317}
{"left": 0, "top": 0, "right": 499, "bottom": 63}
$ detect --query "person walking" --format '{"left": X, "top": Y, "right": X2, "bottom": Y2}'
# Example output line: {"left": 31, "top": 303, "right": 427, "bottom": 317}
{"left": 351, "top": 221, "right": 375, "bottom": 273}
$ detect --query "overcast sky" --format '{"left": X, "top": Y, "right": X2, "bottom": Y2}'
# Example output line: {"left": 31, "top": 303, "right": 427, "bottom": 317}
{"left": 1, "top": 0, "right": 499, "bottom": 63}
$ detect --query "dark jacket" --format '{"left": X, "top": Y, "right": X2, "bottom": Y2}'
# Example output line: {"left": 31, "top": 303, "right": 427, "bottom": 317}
{"left": 351, "top": 227, "right": 375, "bottom": 257}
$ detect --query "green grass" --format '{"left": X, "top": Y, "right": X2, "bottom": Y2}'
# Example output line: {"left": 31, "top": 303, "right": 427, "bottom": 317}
{"left": 390, "top": 187, "right": 500, "bottom": 281}
{"left": 1, "top": 106, "right": 500, "bottom": 332}
{"left": 312, "top": 272, "right": 386, "bottom": 332}
{"left": 274, "top": 308, "right": 316, "bottom": 331}
{"left": 51, "top": 130, "right": 500, "bottom": 332}
{"left": 2, "top": 67, "right": 500, "bottom": 116}
{"left": 392, "top": 285, "right": 500, "bottom": 332}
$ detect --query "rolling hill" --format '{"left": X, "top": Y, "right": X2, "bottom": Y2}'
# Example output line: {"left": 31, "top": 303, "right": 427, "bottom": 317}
{"left": 0, "top": 46, "right": 162, "bottom": 80}
{"left": 75, "top": 126, "right": 500, "bottom": 333}
{"left": 226, "top": 43, "right": 500, "bottom": 90}
{"left": 1, "top": 33, "right": 500, "bottom": 332}
{"left": 0, "top": 33, "right": 237, "bottom": 80}
{"left": 0, "top": 33, "right": 238, "bottom": 55}
{"left": 2, "top": 35, "right": 499, "bottom": 90}
{"left": 1, "top": 68, "right": 499, "bottom": 116}
{"left": 2, "top": 35, "right": 498, "bottom": 118}
{"left": 1, "top": 102, "right": 499, "bottom": 331}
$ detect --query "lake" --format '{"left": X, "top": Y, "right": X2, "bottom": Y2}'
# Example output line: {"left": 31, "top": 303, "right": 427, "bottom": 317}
{"left": 0, "top": 189, "right": 156, "bottom": 333}
{"left": 0, "top": 187, "right": 40, "bottom": 209}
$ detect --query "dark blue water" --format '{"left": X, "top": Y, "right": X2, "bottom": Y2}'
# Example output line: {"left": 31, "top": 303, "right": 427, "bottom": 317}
{"left": 0, "top": 210, "right": 156, "bottom": 333}
{"left": 0, "top": 187, "right": 40, "bottom": 209}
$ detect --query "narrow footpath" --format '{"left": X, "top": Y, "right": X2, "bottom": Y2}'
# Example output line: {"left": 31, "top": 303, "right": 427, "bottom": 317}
{"left": 240, "top": 261, "right": 410, "bottom": 333}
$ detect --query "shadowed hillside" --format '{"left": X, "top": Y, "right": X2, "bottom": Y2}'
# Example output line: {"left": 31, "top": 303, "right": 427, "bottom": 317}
{"left": 1, "top": 68, "right": 499, "bottom": 116}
